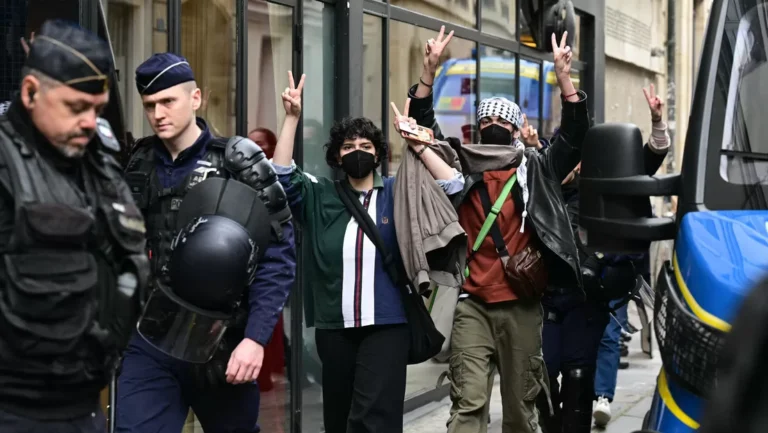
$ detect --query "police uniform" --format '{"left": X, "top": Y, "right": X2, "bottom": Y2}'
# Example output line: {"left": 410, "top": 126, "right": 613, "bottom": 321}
{"left": 0, "top": 20, "right": 149, "bottom": 432}
{"left": 115, "top": 53, "right": 296, "bottom": 433}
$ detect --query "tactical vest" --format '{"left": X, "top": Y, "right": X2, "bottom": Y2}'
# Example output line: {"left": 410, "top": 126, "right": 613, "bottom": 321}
{"left": 125, "top": 138, "right": 228, "bottom": 293}
{"left": 0, "top": 119, "right": 149, "bottom": 389}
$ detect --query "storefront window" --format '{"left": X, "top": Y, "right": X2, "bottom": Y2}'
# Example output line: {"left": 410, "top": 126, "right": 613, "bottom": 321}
{"left": 300, "top": 1, "right": 336, "bottom": 431}
{"left": 363, "top": 14, "right": 384, "bottom": 130}
{"left": 104, "top": 0, "right": 167, "bottom": 140}
{"left": 391, "top": 0, "right": 477, "bottom": 30}
{"left": 389, "top": 20, "right": 476, "bottom": 175}
{"left": 519, "top": 0, "right": 540, "bottom": 48}
{"left": 181, "top": 0, "right": 237, "bottom": 137}
{"left": 517, "top": 57, "right": 541, "bottom": 128}
{"left": 480, "top": 0, "right": 516, "bottom": 41}
{"left": 1, "top": 0, "right": 80, "bottom": 102}
{"left": 542, "top": 60, "right": 580, "bottom": 139}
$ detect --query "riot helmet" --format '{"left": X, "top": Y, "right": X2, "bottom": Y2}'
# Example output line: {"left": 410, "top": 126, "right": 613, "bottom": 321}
{"left": 137, "top": 177, "right": 272, "bottom": 363}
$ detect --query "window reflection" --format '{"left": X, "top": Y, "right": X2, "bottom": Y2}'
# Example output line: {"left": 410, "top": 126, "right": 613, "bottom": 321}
{"left": 300, "top": 1, "right": 336, "bottom": 431}
{"left": 104, "top": 0, "right": 167, "bottom": 140}
{"left": 391, "top": 0, "right": 477, "bottom": 29}
{"left": 481, "top": 0, "right": 516, "bottom": 41}
{"left": 181, "top": 0, "right": 236, "bottom": 137}
{"left": 389, "top": 20, "right": 475, "bottom": 176}
{"left": 519, "top": 0, "right": 539, "bottom": 48}
{"left": 518, "top": 58, "right": 541, "bottom": 128}
{"left": 363, "top": 14, "right": 383, "bottom": 130}
{"left": 543, "top": 60, "right": 580, "bottom": 139}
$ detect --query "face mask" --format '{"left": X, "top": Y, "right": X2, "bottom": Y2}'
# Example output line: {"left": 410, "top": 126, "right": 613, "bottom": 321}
{"left": 480, "top": 124, "right": 513, "bottom": 145}
{"left": 341, "top": 150, "right": 377, "bottom": 179}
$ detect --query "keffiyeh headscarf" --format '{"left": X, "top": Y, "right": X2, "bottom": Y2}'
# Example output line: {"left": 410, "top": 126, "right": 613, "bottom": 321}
{"left": 477, "top": 97, "right": 530, "bottom": 233}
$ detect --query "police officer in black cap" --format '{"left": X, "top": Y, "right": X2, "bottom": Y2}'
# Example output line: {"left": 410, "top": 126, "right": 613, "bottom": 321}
{"left": 0, "top": 19, "right": 149, "bottom": 432}
{"left": 116, "top": 53, "right": 296, "bottom": 432}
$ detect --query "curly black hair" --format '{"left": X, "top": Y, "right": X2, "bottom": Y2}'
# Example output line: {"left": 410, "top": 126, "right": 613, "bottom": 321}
{"left": 324, "top": 117, "right": 387, "bottom": 168}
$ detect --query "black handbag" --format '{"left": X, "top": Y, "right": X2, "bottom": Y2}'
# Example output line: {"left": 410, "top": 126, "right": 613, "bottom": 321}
{"left": 334, "top": 180, "right": 445, "bottom": 364}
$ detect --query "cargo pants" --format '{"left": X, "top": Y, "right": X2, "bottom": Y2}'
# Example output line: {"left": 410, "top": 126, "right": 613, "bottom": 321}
{"left": 447, "top": 296, "right": 547, "bottom": 433}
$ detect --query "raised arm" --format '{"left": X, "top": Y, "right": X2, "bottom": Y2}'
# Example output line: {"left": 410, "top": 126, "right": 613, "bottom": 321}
{"left": 641, "top": 84, "right": 671, "bottom": 175}
{"left": 406, "top": 26, "right": 454, "bottom": 140}
{"left": 541, "top": 31, "right": 591, "bottom": 183}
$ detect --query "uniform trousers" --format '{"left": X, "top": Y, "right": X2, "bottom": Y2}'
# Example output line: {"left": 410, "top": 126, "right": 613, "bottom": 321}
{"left": 0, "top": 409, "right": 106, "bottom": 433}
{"left": 115, "top": 333, "right": 261, "bottom": 433}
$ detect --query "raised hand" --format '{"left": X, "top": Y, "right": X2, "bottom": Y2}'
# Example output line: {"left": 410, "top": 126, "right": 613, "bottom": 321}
{"left": 423, "top": 26, "right": 454, "bottom": 74}
{"left": 282, "top": 71, "right": 306, "bottom": 118}
{"left": 391, "top": 98, "right": 421, "bottom": 148}
{"left": 643, "top": 83, "right": 664, "bottom": 122}
{"left": 551, "top": 31, "right": 572, "bottom": 78}
{"left": 520, "top": 114, "right": 540, "bottom": 147}
{"left": 20, "top": 32, "right": 34, "bottom": 56}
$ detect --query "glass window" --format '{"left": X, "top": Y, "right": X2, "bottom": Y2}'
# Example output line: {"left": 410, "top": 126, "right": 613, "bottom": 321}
{"left": 703, "top": 1, "right": 768, "bottom": 210}
{"left": 481, "top": 0, "right": 516, "bottom": 41}
{"left": 181, "top": 0, "right": 237, "bottom": 137}
{"left": 363, "top": 14, "right": 383, "bottom": 130}
{"left": 300, "top": 2, "right": 336, "bottom": 432}
{"left": 572, "top": 12, "right": 581, "bottom": 60}
{"left": 105, "top": 0, "right": 167, "bottom": 140}
{"left": 518, "top": 57, "right": 541, "bottom": 128}
{"left": 542, "top": 60, "right": 579, "bottom": 139}
{"left": 390, "top": 0, "right": 477, "bottom": 29}
{"left": 1, "top": 0, "right": 80, "bottom": 102}
{"left": 389, "top": 20, "right": 476, "bottom": 176}
{"left": 519, "top": 0, "right": 540, "bottom": 48}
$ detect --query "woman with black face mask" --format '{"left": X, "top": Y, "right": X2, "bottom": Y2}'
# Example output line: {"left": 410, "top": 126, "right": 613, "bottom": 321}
{"left": 271, "top": 74, "right": 463, "bottom": 433}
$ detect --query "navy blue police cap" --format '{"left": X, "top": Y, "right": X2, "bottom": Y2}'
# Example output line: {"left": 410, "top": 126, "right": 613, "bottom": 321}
{"left": 135, "top": 53, "right": 195, "bottom": 95}
{"left": 25, "top": 20, "right": 112, "bottom": 95}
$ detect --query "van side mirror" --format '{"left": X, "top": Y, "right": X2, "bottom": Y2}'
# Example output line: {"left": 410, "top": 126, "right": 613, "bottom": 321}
{"left": 522, "top": 0, "right": 576, "bottom": 51}
{"left": 579, "top": 123, "right": 679, "bottom": 253}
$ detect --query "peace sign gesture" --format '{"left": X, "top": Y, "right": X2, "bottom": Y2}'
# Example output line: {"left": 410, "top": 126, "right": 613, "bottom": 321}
{"left": 424, "top": 26, "right": 454, "bottom": 73}
{"left": 282, "top": 71, "right": 306, "bottom": 118}
{"left": 642, "top": 83, "right": 663, "bottom": 122}
{"left": 520, "top": 114, "right": 540, "bottom": 147}
{"left": 551, "top": 31, "right": 573, "bottom": 78}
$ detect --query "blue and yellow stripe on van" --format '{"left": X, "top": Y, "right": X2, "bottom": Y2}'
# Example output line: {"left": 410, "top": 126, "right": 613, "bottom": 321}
{"left": 437, "top": 59, "right": 581, "bottom": 87}
{"left": 648, "top": 210, "right": 768, "bottom": 432}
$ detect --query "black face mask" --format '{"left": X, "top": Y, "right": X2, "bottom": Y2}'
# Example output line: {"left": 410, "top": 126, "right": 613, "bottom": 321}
{"left": 480, "top": 124, "right": 513, "bottom": 145}
{"left": 341, "top": 150, "right": 377, "bottom": 179}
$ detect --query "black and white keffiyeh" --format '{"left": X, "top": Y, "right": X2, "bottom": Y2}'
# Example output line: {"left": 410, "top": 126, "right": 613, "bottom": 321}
{"left": 476, "top": 96, "right": 530, "bottom": 233}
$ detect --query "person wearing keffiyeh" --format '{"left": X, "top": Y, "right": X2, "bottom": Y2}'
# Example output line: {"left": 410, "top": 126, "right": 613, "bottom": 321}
{"left": 406, "top": 26, "right": 591, "bottom": 433}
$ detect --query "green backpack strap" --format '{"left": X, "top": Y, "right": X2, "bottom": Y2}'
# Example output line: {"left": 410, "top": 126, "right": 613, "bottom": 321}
{"left": 464, "top": 174, "right": 518, "bottom": 278}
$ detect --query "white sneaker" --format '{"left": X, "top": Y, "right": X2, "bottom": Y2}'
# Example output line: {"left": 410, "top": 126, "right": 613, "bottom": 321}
{"left": 593, "top": 396, "right": 612, "bottom": 427}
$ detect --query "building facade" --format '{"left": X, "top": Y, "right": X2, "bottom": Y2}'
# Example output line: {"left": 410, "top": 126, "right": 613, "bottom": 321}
{"left": 0, "top": 0, "right": 605, "bottom": 431}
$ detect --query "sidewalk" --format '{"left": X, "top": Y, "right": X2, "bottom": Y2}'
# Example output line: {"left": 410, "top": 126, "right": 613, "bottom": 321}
{"left": 404, "top": 302, "right": 662, "bottom": 433}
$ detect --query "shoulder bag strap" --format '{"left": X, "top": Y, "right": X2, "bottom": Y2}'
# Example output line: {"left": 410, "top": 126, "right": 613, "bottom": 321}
{"left": 464, "top": 173, "right": 517, "bottom": 278}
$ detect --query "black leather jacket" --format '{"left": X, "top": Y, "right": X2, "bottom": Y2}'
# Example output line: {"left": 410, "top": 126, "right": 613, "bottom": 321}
{"left": 406, "top": 84, "right": 592, "bottom": 291}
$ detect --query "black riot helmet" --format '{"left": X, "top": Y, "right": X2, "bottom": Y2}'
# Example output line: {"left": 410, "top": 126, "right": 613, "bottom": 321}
{"left": 137, "top": 177, "right": 272, "bottom": 363}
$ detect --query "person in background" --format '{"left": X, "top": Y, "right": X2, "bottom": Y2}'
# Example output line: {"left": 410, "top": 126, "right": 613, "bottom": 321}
{"left": 249, "top": 127, "right": 277, "bottom": 160}
{"left": 593, "top": 84, "right": 670, "bottom": 428}
{"left": 272, "top": 72, "right": 463, "bottom": 433}
{"left": 116, "top": 53, "right": 296, "bottom": 433}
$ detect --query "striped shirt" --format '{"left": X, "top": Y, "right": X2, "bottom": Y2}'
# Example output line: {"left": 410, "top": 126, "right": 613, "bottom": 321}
{"left": 274, "top": 161, "right": 463, "bottom": 329}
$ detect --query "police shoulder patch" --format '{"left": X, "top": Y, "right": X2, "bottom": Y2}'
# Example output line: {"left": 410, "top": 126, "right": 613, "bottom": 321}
{"left": 96, "top": 117, "right": 121, "bottom": 152}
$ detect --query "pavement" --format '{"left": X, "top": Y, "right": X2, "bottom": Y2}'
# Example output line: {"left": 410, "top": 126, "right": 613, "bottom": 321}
{"left": 404, "top": 302, "right": 662, "bottom": 433}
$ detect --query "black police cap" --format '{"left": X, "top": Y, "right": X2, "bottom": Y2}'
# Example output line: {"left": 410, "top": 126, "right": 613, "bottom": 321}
{"left": 26, "top": 20, "right": 112, "bottom": 95}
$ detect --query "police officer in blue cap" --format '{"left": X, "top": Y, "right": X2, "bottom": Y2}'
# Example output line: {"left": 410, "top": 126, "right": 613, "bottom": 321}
{"left": 0, "top": 20, "right": 148, "bottom": 432}
{"left": 116, "top": 53, "right": 297, "bottom": 432}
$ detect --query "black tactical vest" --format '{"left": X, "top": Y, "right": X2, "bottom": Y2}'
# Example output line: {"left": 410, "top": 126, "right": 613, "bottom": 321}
{"left": 0, "top": 118, "right": 149, "bottom": 409}
{"left": 125, "top": 138, "right": 227, "bottom": 288}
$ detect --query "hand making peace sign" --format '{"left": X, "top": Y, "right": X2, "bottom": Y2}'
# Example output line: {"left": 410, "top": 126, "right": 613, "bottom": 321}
{"left": 423, "top": 26, "right": 454, "bottom": 73}
{"left": 520, "top": 114, "right": 540, "bottom": 148}
{"left": 282, "top": 71, "right": 306, "bottom": 118}
{"left": 551, "top": 31, "right": 573, "bottom": 78}
{"left": 642, "top": 83, "right": 664, "bottom": 122}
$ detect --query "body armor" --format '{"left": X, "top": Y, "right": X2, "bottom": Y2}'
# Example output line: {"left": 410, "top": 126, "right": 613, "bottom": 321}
{"left": 125, "top": 135, "right": 289, "bottom": 293}
{"left": 0, "top": 117, "right": 149, "bottom": 409}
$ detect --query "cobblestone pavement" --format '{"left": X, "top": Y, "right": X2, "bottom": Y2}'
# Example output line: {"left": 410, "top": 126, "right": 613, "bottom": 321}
{"left": 404, "top": 303, "right": 662, "bottom": 433}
